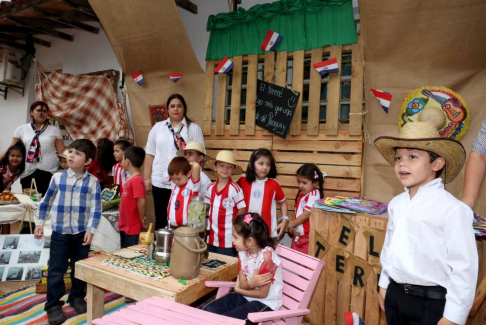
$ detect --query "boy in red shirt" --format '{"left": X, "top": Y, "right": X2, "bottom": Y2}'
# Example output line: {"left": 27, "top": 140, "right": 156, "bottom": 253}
{"left": 118, "top": 146, "right": 148, "bottom": 248}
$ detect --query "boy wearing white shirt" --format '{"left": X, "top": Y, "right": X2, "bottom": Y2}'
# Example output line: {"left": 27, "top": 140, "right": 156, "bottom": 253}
{"left": 374, "top": 122, "right": 478, "bottom": 325}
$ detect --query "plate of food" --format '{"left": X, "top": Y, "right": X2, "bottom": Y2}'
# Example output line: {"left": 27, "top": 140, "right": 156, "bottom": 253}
{"left": 111, "top": 249, "right": 144, "bottom": 259}
{"left": 0, "top": 191, "right": 19, "bottom": 205}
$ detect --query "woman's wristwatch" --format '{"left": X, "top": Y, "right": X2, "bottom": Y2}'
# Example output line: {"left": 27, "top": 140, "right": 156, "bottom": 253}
{"left": 279, "top": 216, "right": 289, "bottom": 222}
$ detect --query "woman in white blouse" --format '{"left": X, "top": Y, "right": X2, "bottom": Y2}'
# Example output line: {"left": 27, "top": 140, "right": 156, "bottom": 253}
{"left": 2, "top": 101, "right": 65, "bottom": 196}
{"left": 144, "top": 94, "right": 205, "bottom": 230}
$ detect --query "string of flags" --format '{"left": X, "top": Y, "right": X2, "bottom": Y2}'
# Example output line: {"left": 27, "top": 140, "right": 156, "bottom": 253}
{"left": 313, "top": 58, "right": 339, "bottom": 76}
{"left": 371, "top": 89, "right": 392, "bottom": 114}
{"left": 344, "top": 312, "right": 364, "bottom": 325}
{"left": 214, "top": 56, "right": 234, "bottom": 74}
{"left": 260, "top": 30, "right": 283, "bottom": 51}
{"left": 169, "top": 73, "right": 183, "bottom": 83}
{"left": 131, "top": 70, "right": 144, "bottom": 85}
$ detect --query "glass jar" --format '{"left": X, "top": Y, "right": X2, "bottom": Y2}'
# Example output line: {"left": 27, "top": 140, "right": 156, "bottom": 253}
{"left": 187, "top": 196, "right": 206, "bottom": 232}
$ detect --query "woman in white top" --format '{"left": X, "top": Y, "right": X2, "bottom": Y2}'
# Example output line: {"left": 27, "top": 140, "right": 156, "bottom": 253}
{"left": 2, "top": 101, "right": 65, "bottom": 196}
{"left": 144, "top": 94, "right": 204, "bottom": 230}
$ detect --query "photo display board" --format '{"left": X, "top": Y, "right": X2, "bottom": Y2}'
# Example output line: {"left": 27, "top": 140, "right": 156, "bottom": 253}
{"left": 0, "top": 235, "right": 50, "bottom": 282}
{"left": 255, "top": 80, "right": 300, "bottom": 139}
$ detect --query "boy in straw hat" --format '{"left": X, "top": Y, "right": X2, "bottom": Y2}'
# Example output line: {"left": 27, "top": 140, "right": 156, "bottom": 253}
{"left": 374, "top": 122, "right": 477, "bottom": 325}
{"left": 177, "top": 141, "right": 211, "bottom": 199}
{"left": 205, "top": 150, "right": 246, "bottom": 257}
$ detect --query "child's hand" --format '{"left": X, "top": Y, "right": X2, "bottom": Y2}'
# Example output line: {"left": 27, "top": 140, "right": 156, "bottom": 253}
{"left": 142, "top": 217, "right": 150, "bottom": 229}
{"left": 437, "top": 318, "right": 457, "bottom": 325}
{"left": 276, "top": 219, "right": 288, "bottom": 240}
{"left": 34, "top": 225, "right": 44, "bottom": 239}
{"left": 83, "top": 232, "right": 94, "bottom": 246}
{"left": 379, "top": 287, "right": 386, "bottom": 312}
{"left": 248, "top": 273, "right": 273, "bottom": 288}
{"left": 234, "top": 276, "right": 241, "bottom": 294}
{"left": 3, "top": 173, "right": 9, "bottom": 181}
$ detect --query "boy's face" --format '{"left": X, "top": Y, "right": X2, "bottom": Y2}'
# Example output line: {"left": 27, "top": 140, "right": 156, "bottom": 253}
{"left": 215, "top": 161, "right": 235, "bottom": 179}
{"left": 59, "top": 157, "right": 68, "bottom": 170}
{"left": 67, "top": 148, "right": 91, "bottom": 170}
{"left": 394, "top": 148, "right": 444, "bottom": 193}
{"left": 171, "top": 172, "right": 191, "bottom": 188}
{"left": 184, "top": 150, "right": 204, "bottom": 164}
{"left": 113, "top": 145, "right": 124, "bottom": 163}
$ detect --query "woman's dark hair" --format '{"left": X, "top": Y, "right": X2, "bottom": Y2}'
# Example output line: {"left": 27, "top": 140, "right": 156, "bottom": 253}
{"left": 29, "top": 101, "right": 49, "bottom": 113}
{"left": 166, "top": 94, "right": 192, "bottom": 126}
{"left": 296, "top": 164, "right": 324, "bottom": 200}
{"left": 0, "top": 141, "right": 26, "bottom": 176}
{"left": 233, "top": 213, "right": 277, "bottom": 249}
{"left": 96, "top": 138, "right": 116, "bottom": 172}
{"left": 245, "top": 148, "right": 277, "bottom": 182}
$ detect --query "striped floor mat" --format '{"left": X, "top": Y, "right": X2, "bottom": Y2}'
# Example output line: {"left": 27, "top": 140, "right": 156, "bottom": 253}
{"left": 0, "top": 285, "right": 128, "bottom": 324}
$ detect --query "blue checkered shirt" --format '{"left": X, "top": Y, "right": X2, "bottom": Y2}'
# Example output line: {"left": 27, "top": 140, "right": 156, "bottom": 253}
{"left": 36, "top": 169, "right": 101, "bottom": 234}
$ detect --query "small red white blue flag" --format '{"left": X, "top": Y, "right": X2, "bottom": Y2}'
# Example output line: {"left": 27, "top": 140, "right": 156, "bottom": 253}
{"left": 313, "top": 58, "right": 339, "bottom": 76}
{"left": 371, "top": 88, "right": 392, "bottom": 114}
{"left": 169, "top": 73, "right": 183, "bottom": 82}
{"left": 260, "top": 30, "right": 283, "bottom": 51}
{"left": 344, "top": 312, "right": 364, "bottom": 325}
{"left": 214, "top": 57, "right": 234, "bottom": 74}
{"left": 131, "top": 70, "right": 144, "bottom": 85}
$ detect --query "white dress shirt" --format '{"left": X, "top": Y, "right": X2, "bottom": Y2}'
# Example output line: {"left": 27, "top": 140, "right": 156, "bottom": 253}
{"left": 145, "top": 117, "right": 204, "bottom": 189}
{"left": 379, "top": 178, "right": 478, "bottom": 325}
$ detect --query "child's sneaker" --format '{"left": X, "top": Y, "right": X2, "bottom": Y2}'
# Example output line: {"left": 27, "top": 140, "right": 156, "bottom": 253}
{"left": 46, "top": 306, "right": 67, "bottom": 325}
{"left": 69, "top": 297, "right": 87, "bottom": 314}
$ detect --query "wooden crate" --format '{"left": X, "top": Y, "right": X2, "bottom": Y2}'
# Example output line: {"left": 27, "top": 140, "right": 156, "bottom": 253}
{"left": 308, "top": 208, "right": 387, "bottom": 325}
{"left": 202, "top": 41, "right": 364, "bottom": 215}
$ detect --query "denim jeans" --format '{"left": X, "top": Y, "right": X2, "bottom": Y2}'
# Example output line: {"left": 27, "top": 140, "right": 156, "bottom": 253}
{"left": 45, "top": 231, "right": 90, "bottom": 311}
{"left": 120, "top": 231, "right": 139, "bottom": 249}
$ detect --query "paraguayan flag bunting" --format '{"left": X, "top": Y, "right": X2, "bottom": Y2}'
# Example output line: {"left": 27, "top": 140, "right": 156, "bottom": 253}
{"left": 371, "top": 88, "right": 392, "bottom": 113}
{"left": 214, "top": 57, "right": 234, "bottom": 74}
{"left": 131, "top": 70, "right": 144, "bottom": 85}
{"left": 169, "top": 73, "right": 183, "bottom": 82}
{"left": 260, "top": 30, "right": 283, "bottom": 51}
{"left": 344, "top": 312, "right": 364, "bottom": 325}
{"left": 313, "top": 58, "right": 339, "bottom": 76}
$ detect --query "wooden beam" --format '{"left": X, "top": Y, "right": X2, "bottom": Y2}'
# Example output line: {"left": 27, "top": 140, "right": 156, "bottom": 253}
{"left": 32, "top": 8, "right": 99, "bottom": 34}
{"left": 34, "top": 7, "right": 98, "bottom": 22}
{"left": 175, "top": 0, "right": 197, "bottom": 14}
{"left": 0, "top": 38, "right": 27, "bottom": 51}
{"left": 0, "top": 0, "right": 51, "bottom": 19}
{"left": 0, "top": 32, "right": 50, "bottom": 47}
{"left": 7, "top": 17, "right": 74, "bottom": 42}
{"left": 59, "top": 0, "right": 97, "bottom": 18}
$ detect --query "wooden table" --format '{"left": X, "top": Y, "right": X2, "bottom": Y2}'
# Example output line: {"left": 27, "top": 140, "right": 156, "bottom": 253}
{"left": 75, "top": 246, "right": 238, "bottom": 324}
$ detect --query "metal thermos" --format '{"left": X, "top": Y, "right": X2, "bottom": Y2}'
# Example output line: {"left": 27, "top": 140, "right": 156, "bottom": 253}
{"left": 154, "top": 227, "right": 174, "bottom": 266}
{"left": 146, "top": 242, "right": 154, "bottom": 260}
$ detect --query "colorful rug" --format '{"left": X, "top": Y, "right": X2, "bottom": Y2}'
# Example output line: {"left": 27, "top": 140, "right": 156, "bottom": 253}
{"left": 0, "top": 285, "right": 128, "bottom": 324}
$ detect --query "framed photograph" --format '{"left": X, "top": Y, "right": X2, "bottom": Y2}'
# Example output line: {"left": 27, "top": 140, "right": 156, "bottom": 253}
{"left": 149, "top": 105, "right": 167, "bottom": 126}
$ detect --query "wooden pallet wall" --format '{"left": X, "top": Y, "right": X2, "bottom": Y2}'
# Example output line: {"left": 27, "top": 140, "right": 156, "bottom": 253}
{"left": 202, "top": 41, "right": 364, "bottom": 215}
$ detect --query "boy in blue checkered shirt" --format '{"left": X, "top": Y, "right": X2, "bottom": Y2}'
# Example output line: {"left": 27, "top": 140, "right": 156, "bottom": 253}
{"left": 34, "top": 139, "right": 101, "bottom": 325}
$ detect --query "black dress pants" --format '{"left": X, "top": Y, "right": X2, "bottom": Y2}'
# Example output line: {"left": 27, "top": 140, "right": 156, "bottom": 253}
{"left": 152, "top": 185, "right": 170, "bottom": 230}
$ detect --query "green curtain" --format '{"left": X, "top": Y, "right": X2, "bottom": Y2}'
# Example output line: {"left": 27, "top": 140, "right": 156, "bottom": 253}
{"left": 206, "top": 0, "right": 357, "bottom": 61}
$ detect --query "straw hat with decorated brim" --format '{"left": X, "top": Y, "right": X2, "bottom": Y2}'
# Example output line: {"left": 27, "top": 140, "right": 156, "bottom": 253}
{"left": 374, "top": 121, "right": 466, "bottom": 184}
{"left": 176, "top": 141, "right": 211, "bottom": 162}
{"left": 206, "top": 150, "right": 243, "bottom": 175}
{"left": 56, "top": 149, "right": 69, "bottom": 159}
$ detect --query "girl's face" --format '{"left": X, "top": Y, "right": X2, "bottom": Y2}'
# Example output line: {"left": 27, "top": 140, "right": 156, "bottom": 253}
{"left": 297, "top": 175, "right": 317, "bottom": 195}
{"left": 113, "top": 145, "right": 124, "bottom": 163}
{"left": 8, "top": 149, "right": 23, "bottom": 169}
{"left": 168, "top": 98, "right": 185, "bottom": 124}
{"left": 30, "top": 105, "right": 48, "bottom": 124}
{"left": 254, "top": 156, "right": 271, "bottom": 180}
{"left": 231, "top": 226, "right": 247, "bottom": 252}
{"left": 184, "top": 150, "right": 204, "bottom": 164}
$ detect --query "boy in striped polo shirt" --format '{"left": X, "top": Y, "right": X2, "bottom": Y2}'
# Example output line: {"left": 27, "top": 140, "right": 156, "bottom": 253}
{"left": 205, "top": 151, "right": 246, "bottom": 257}
{"left": 34, "top": 139, "right": 101, "bottom": 325}
{"left": 167, "top": 156, "right": 201, "bottom": 227}
{"left": 112, "top": 139, "right": 131, "bottom": 194}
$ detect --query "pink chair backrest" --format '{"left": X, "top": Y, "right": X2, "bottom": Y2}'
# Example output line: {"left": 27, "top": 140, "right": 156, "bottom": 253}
{"left": 275, "top": 244, "right": 324, "bottom": 311}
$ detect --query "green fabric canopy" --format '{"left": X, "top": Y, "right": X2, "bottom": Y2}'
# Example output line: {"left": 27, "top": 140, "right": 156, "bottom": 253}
{"left": 206, "top": 0, "right": 357, "bottom": 61}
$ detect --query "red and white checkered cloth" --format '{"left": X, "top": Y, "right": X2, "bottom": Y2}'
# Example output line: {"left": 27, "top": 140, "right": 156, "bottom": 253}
{"left": 35, "top": 60, "right": 133, "bottom": 143}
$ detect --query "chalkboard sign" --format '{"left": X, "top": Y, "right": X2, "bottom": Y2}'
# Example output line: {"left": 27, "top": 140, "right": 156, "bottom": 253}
{"left": 101, "top": 186, "right": 118, "bottom": 202}
{"left": 255, "top": 80, "right": 300, "bottom": 139}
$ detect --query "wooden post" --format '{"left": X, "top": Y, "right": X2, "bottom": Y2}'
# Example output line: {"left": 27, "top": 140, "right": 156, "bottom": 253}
{"left": 229, "top": 56, "right": 243, "bottom": 136}
{"left": 326, "top": 46, "right": 342, "bottom": 136}
{"left": 263, "top": 51, "right": 275, "bottom": 136}
{"left": 245, "top": 54, "right": 258, "bottom": 135}
{"left": 349, "top": 40, "right": 364, "bottom": 136}
{"left": 215, "top": 72, "right": 227, "bottom": 136}
{"left": 202, "top": 61, "right": 215, "bottom": 135}
{"left": 307, "top": 48, "right": 323, "bottom": 136}
{"left": 290, "top": 50, "right": 304, "bottom": 136}
{"left": 87, "top": 283, "right": 105, "bottom": 324}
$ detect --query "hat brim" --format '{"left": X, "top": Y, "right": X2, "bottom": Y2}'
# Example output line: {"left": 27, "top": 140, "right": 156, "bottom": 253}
{"left": 205, "top": 159, "right": 244, "bottom": 175}
{"left": 374, "top": 136, "right": 466, "bottom": 184}
{"left": 176, "top": 149, "right": 211, "bottom": 162}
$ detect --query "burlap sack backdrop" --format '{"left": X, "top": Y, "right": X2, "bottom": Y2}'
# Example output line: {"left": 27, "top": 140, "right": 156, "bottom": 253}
{"left": 360, "top": 0, "right": 486, "bottom": 214}
{"left": 89, "top": 0, "right": 206, "bottom": 224}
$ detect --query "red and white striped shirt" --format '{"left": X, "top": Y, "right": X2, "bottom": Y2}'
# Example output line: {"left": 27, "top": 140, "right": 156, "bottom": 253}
{"left": 167, "top": 177, "right": 201, "bottom": 227}
{"left": 205, "top": 180, "right": 246, "bottom": 248}
{"left": 237, "top": 177, "right": 286, "bottom": 237}
{"left": 295, "top": 189, "right": 320, "bottom": 234}
{"left": 0, "top": 165, "right": 19, "bottom": 191}
{"left": 112, "top": 163, "right": 128, "bottom": 194}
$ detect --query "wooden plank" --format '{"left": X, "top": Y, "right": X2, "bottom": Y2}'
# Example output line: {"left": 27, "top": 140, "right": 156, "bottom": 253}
{"left": 273, "top": 151, "right": 362, "bottom": 166}
{"left": 245, "top": 54, "right": 258, "bottom": 135}
{"left": 350, "top": 216, "right": 370, "bottom": 317}
{"left": 337, "top": 215, "right": 355, "bottom": 325}
{"left": 273, "top": 139, "right": 362, "bottom": 153}
{"left": 263, "top": 51, "right": 276, "bottom": 136}
{"left": 349, "top": 41, "right": 364, "bottom": 136}
{"left": 308, "top": 209, "right": 329, "bottom": 325}
{"left": 275, "top": 51, "right": 288, "bottom": 88}
{"left": 323, "top": 190, "right": 361, "bottom": 198}
{"left": 205, "top": 128, "right": 271, "bottom": 140}
{"left": 87, "top": 284, "right": 105, "bottom": 323}
{"left": 202, "top": 61, "right": 215, "bottom": 135}
{"left": 307, "top": 47, "right": 323, "bottom": 136}
{"left": 229, "top": 56, "right": 243, "bottom": 136}
{"left": 205, "top": 139, "right": 272, "bottom": 150}
{"left": 277, "top": 163, "right": 361, "bottom": 179}
{"left": 324, "top": 212, "right": 342, "bottom": 325}
{"left": 215, "top": 73, "right": 228, "bottom": 136}
{"left": 278, "top": 176, "right": 360, "bottom": 192}
{"left": 290, "top": 50, "right": 304, "bottom": 136}
{"left": 326, "top": 46, "right": 342, "bottom": 136}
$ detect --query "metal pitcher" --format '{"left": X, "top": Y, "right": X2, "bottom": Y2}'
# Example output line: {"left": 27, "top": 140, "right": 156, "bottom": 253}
{"left": 153, "top": 227, "right": 174, "bottom": 266}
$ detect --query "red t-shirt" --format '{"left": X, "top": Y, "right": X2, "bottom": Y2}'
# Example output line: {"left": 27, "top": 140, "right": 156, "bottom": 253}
{"left": 119, "top": 174, "right": 146, "bottom": 235}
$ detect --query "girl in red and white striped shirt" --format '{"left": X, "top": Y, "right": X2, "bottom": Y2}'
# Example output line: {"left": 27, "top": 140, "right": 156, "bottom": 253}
{"left": 0, "top": 141, "right": 26, "bottom": 192}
